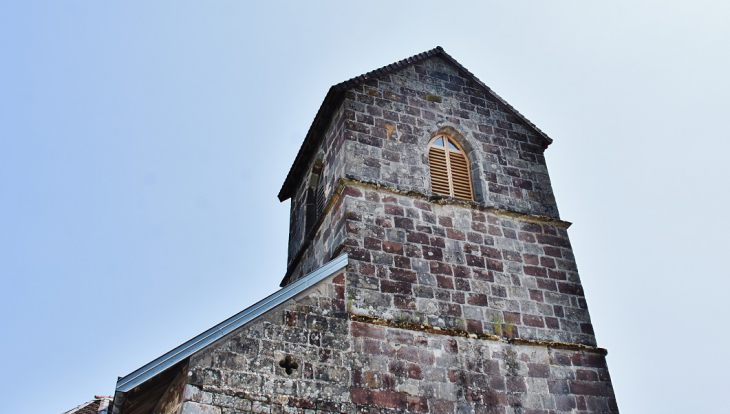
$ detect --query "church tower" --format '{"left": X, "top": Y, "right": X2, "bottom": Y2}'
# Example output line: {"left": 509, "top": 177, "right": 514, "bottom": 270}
{"left": 111, "top": 47, "right": 618, "bottom": 414}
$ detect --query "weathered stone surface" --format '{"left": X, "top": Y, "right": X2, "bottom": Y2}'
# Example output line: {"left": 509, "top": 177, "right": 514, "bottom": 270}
{"left": 180, "top": 401, "right": 222, "bottom": 414}
{"left": 167, "top": 53, "right": 617, "bottom": 413}
{"left": 287, "top": 56, "right": 559, "bottom": 278}
{"left": 177, "top": 270, "right": 615, "bottom": 413}
{"left": 338, "top": 187, "right": 595, "bottom": 346}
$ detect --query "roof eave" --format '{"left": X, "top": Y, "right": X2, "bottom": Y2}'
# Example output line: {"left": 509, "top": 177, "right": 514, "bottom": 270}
{"left": 277, "top": 86, "right": 345, "bottom": 202}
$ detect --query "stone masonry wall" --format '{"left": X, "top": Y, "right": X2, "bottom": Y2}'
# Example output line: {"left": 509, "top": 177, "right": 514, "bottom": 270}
{"left": 184, "top": 270, "right": 353, "bottom": 413}
{"left": 234, "top": 53, "right": 619, "bottom": 414}
{"left": 348, "top": 321, "right": 617, "bottom": 414}
{"left": 341, "top": 56, "right": 559, "bottom": 219}
{"left": 342, "top": 186, "right": 595, "bottom": 347}
{"left": 288, "top": 55, "right": 562, "bottom": 281}
{"left": 177, "top": 268, "right": 616, "bottom": 414}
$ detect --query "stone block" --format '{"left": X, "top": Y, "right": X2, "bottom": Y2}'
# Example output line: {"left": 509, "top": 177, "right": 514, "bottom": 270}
{"left": 181, "top": 402, "right": 222, "bottom": 414}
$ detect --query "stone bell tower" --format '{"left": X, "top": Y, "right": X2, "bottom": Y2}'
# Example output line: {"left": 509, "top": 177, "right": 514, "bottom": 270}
{"left": 277, "top": 46, "right": 618, "bottom": 411}
{"left": 111, "top": 47, "right": 618, "bottom": 414}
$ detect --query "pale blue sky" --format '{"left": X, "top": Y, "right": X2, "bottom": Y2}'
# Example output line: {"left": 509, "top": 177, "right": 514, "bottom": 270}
{"left": 1, "top": 2, "right": 729, "bottom": 413}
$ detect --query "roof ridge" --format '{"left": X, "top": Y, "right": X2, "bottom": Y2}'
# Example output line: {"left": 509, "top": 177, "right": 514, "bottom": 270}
{"left": 333, "top": 47, "right": 443, "bottom": 93}
{"left": 433, "top": 48, "right": 552, "bottom": 147}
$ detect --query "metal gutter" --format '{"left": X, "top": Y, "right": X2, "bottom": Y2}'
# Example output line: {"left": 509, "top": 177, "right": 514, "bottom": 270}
{"left": 114, "top": 253, "right": 348, "bottom": 394}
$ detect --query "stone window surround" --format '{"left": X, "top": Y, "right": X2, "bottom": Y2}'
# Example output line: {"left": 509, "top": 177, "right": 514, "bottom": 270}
{"left": 427, "top": 123, "right": 486, "bottom": 204}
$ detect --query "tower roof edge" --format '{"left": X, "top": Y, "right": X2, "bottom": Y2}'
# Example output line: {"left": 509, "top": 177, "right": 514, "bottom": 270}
{"left": 277, "top": 47, "right": 553, "bottom": 202}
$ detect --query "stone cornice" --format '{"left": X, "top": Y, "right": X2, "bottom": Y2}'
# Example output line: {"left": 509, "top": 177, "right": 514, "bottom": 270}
{"left": 281, "top": 176, "right": 573, "bottom": 287}
{"left": 350, "top": 314, "right": 608, "bottom": 356}
{"left": 338, "top": 176, "right": 573, "bottom": 228}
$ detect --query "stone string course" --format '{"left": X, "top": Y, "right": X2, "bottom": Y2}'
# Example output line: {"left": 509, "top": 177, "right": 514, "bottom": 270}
{"left": 348, "top": 314, "right": 606, "bottom": 356}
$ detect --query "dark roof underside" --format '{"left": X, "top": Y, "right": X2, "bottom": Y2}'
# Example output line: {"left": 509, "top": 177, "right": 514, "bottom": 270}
{"left": 277, "top": 46, "right": 553, "bottom": 201}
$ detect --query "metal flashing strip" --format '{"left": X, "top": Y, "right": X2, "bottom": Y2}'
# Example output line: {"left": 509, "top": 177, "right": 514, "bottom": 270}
{"left": 114, "top": 253, "right": 348, "bottom": 393}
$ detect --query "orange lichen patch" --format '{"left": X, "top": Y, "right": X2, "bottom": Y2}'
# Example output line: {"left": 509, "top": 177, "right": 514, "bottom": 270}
{"left": 384, "top": 123, "right": 395, "bottom": 139}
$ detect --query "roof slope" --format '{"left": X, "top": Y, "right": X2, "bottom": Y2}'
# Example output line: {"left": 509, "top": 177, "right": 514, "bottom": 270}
{"left": 111, "top": 253, "right": 348, "bottom": 412}
{"left": 278, "top": 46, "right": 553, "bottom": 201}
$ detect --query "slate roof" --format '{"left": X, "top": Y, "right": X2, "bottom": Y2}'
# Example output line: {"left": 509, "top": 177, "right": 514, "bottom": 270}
{"left": 63, "top": 395, "right": 112, "bottom": 414}
{"left": 277, "top": 46, "right": 553, "bottom": 202}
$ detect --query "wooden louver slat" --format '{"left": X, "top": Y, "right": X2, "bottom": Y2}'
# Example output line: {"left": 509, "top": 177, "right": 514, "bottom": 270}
{"left": 316, "top": 184, "right": 326, "bottom": 218}
{"left": 427, "top": 136, "right": 474, "bottom": 201}
{"left": 428, "top": 147, "right": 451, "bottom": 196}
{"left": 449, "top": 152, "right": 473, "bottom": 200}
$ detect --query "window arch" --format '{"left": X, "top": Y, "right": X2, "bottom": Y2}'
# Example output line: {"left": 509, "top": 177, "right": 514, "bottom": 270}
{"left": 427, "top": 135, "right": 474, "bottom": 200}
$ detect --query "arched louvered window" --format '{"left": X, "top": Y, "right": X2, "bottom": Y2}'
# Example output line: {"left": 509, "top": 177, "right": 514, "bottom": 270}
{"left": 428, "top": 135, "right": 474, "bottom": 200}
